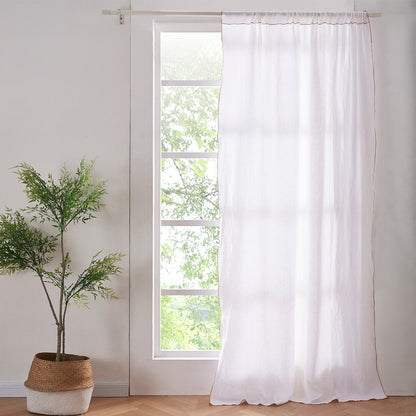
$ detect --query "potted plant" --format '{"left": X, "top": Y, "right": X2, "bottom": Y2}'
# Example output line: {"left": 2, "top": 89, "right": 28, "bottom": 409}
{"left": 0, "top": 159, "right": 123, "bottom": 415}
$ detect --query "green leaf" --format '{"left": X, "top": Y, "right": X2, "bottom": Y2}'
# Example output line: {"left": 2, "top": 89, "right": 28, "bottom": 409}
{"left": 14, "top": 159, "right": 107, "bottom": 233}
{"left": 67, "top": 252, "right": 124, "bottom": 304}
{"left": 0, "top": 211, "right": 57, "bottom": 275}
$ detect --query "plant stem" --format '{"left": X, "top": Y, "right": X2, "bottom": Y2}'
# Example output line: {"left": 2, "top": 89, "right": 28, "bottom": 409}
{"left": 56, "top": 232, "right": 66, "bottom": 362}
{"left": 62, "top": 301, "right": 69, "bottom": 361}
{"left": 36, "top": 272, "right": 59, "bottom": 326}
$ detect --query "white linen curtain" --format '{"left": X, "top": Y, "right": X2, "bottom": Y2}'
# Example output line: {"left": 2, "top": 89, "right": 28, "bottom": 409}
{"left": 210, "top": 11, "right": 386, "bottom": 405}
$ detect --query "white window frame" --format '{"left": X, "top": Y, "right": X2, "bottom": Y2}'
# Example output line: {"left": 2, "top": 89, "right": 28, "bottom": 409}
{"left": 153, "top": 21, "right": 222, "bottom": 359}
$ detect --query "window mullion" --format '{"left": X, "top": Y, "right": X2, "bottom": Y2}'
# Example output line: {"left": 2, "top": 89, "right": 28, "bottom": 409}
{"left": 162, "top": 80, "right": 221, "bottom": 87}
{"left": 161, "top": 220, "right": 219, "bottom": 227}
{"left": 161, "top": 289, "right": 218, "bottom": 296}
{"left": 162, "top": 152, "right": 218, "bottom": 159}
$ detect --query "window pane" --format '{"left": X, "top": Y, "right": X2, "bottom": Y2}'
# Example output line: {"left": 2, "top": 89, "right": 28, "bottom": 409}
{"left": 161, "top": 158, "right": 219, "bottom": 220}
{"left": 161, "top": 295, "right": 221, "bottom": 350}
{"left": 161, "top": 32, "right": 222, "bottom": 80}
{"left": 162, "top": 86, "right": 219, "bottom": 152}
{"left": 161, "top": 226, "right": 219, "bottom": 289}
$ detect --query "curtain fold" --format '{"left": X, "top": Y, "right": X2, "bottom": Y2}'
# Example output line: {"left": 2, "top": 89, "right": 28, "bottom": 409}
{"left": 210, "top": 11, "right": 385, "bottom": 406}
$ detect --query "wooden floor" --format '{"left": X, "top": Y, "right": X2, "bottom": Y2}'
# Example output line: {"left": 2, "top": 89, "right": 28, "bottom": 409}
{"left": 1, "top": 396, "right": 415, "bottom": 416}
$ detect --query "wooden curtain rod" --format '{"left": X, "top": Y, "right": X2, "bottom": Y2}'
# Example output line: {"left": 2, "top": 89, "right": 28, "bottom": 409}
{"left": 102, "top": 9, "right": 382, "bottom": 25}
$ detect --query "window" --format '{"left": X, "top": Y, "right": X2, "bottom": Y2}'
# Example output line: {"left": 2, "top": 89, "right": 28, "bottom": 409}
{"left": 154, "top": 23, "right": 222, "bottom": 358}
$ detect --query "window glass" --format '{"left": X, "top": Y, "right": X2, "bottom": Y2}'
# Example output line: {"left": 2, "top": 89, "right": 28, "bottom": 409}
{"left": 161, "top": 33, "right": 222, "bottom": 80}
{"left": 158, "top": 30, "right": 222, "bottom": 354}
{"left": 161, "top": 158, "right": 219, "bottom": 220}
{"left": 161, "top": 226, "right": 219, "bottom": 289}
{"left": 161, "top": 296, "right": 221, "bottom": 350}
{"left": 161, "top": 86, "right": 220, "bottom": 152}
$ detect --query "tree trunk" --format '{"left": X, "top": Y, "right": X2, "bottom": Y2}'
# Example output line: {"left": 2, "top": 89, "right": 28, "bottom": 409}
{"left": 62, "top": 302, "right": 68, "bottom": 361}
{"left": 56, "top": 232, "right": 66, "bottom": 362}
{"left": 56, "top": 325, "right": 62, "bottom": 361}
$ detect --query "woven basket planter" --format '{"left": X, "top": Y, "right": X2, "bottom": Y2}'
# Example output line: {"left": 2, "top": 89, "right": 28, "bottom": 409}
{"left": 24, "top": 352, "right": 94, "bottom": 415}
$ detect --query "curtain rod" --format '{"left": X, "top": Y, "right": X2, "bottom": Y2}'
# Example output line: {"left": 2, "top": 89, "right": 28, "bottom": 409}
{"left": 102, "top": 9, "right": 382, "bottom": 25}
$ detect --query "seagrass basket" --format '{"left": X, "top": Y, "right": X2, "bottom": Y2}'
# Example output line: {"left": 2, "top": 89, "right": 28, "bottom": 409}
{"left": 25, "top": 352, "right": 94, "bottom": 392}
{"left": 25, "top": 352, "right": 94, "bottom": 415}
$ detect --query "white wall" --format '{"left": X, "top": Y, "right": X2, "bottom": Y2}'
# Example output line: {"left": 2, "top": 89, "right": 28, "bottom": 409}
{"left": 0, "top": 0, "right": 131, "bottom": 393}
{"left": 0, "top": 0, "right": 414, "bottom": 397}
{"left": 356, "top": 0, "right": 416, "bottom": 395}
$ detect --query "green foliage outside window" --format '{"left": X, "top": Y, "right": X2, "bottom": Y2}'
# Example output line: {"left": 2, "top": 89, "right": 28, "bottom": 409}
{"left": 161, "top": 226, "right": 219, "bottom": 290}
{"left": 161, "top": 87, "right": 220, "bottom": 153}
{"left": 162, "top": 158, "right": 219, "bottom": 220}
{"left": 161, "top": 296, "right": 221, "bottom": 350}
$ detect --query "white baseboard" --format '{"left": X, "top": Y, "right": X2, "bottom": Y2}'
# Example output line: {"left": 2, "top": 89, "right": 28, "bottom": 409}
{"left": 1, "top": 382, "right": 412, "bottom": 398}
{"left": 0, "top": 383, "right": 24, "bottom": 397}
{"left": 93, "top": 382, "right": 129, "bottom": 397}
{"left": 0, "top": 382, "right": 129, "bottom": 398}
